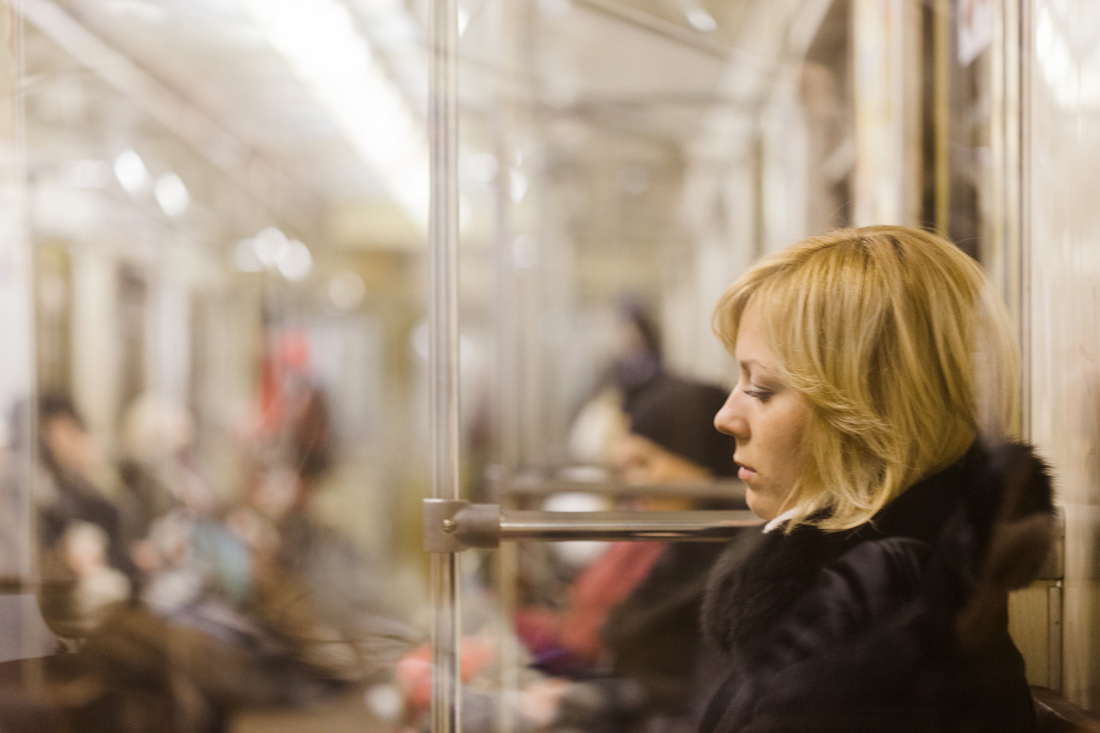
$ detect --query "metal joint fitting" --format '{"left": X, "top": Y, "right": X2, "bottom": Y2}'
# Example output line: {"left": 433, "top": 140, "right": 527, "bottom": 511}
{"left": 422, "top": 499, "right": 502, "bottom": 552}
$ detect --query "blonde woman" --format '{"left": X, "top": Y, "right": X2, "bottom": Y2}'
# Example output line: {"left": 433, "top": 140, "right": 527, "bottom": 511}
{"left": 699, "top": 226, "right": 1055, "bottom": 732}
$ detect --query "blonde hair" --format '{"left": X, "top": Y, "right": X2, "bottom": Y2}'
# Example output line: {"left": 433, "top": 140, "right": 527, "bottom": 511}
{"left": 713, "top": 226, "right": 1020, "bottom": 531}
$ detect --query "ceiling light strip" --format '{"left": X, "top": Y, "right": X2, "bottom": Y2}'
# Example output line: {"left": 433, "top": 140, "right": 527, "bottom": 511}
{"left": 242, "top": 0, "right": 430, "bottom": 230}
{"left": 18, "top": 0, "right": 319, "bottom": 231}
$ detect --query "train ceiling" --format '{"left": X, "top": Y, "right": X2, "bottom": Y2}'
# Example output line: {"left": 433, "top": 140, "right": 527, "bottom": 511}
{"left": 18, "top": 0, "right": 809, "bottom": 280}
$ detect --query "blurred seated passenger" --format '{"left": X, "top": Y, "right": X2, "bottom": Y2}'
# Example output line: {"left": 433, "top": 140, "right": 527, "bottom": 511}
{"left": 37, "top": 394, "right": 126, "bottom": 567}
{"left": 229, "top": 457, "right": 413, "bottom": 671}
{"left": 35, "top": 393, "right": 132, "bottom": 636}
{"left": 518, "top": 376, "right": 738, "bottom": 732}
{"left": 699, "top": 226, "right": 1055, "bottom": 733}
{"left": 67, "top": 430, "right": 412, "bottom": 732}
{"left": 116, "top": 393, "right": 214, "bottom": 574}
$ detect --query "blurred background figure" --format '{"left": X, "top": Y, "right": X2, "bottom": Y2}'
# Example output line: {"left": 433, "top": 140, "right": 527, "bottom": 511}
{"left": 35, "top": 393, "right": 132, "bottom": 638}
{"left": 517, "top": 376, "right": 739, "bottom": 733}
{"left": 37, "top": 394, "right": 126, "bottom": 568}
{"left": 64, "top": 336, "right": 418, "bottom": 733}
{"left": 610, "top": 298, "right": 665, "bottom": 416}
{"left": 254, "top": 327, "right": 334, "bottom": 494}
{"left": 567, "top": 298, "right": 664, "bottom": 471}
{"left": 10, "top": 345, "right": 417, "bottom": 732}
{"left": 117, "top": 393, "right": 215, "bottom": 580}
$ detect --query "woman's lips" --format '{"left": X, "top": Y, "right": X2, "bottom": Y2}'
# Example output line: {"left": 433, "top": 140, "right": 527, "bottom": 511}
{"left": 735, "top": 459, "right": 757, "bottom": 481}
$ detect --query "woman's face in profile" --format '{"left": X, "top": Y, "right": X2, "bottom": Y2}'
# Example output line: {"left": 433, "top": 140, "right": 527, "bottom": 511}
{"left": 714, "top": 303, "right": 811, "bottom": 519}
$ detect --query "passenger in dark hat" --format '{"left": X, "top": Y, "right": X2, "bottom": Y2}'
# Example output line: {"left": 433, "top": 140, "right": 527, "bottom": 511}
{"left": 616, "top": 375, "right": 738, "bottom": 490}
{"left": 543, "top": 376, "right": 741, "bottom": 733}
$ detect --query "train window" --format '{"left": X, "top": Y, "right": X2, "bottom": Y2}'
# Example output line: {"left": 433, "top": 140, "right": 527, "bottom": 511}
{"left": 0, "top": 0, "right": 1096, "bottom": 730}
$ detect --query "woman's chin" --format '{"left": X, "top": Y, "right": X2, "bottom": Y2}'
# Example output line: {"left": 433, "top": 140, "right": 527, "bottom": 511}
{"left": 744, "top": 488, "right": 776, "bottom": 521}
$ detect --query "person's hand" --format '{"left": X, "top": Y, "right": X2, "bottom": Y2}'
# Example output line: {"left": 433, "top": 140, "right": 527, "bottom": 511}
{"left": 60, "top": 522, "right": 110, "bottom": 577}
{"left": 518, "top": 677, "right": 569, "bottom": 728}
{"left": 394, "top": 635, "right": 498, "bottom": 713}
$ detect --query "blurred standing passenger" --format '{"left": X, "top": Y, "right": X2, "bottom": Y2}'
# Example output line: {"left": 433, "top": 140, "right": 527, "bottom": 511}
{"left": 255, "top": 328, "right": 333, "bottom": 491}
{"left": 700, "top": 226, "right": 1055, "bottom": 732}
{"left": 568, "top": 299, "right": 667, "bottom": 471}
{"left": 611, "top": 298, "right": 665, "bottom": 415}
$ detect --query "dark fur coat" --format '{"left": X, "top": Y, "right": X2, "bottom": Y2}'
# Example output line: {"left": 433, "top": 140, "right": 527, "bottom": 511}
{"left": 698, "top": 442, "right": 1055, "bottom": 733}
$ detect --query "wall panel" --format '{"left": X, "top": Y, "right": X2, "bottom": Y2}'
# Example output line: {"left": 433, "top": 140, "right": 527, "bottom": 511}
{"left": 1027, "top": 0, "right": 1100, "bottom": 708}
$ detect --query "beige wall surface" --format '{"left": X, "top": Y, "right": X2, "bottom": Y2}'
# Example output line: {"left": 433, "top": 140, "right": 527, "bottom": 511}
{"left": 1027, "top": 0, "right": 1100, "bottom": 709}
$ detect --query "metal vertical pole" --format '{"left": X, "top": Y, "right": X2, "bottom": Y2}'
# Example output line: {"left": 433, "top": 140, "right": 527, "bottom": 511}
{"left": 489, "top": 0, "right": 521, "bottom": 727}
{"left": 1016, "top": 0, "right": 1031, "bottom": 442}
{"left": 933, "top": 0, "right": 951, "bottom": 236}
{"left": 428, "top": 0, "right": 461, "bottom": 730}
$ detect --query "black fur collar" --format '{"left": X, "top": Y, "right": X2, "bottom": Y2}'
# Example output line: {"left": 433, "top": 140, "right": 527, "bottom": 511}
{"left": 701, "top": 441, "right": 1055, "bottom": 658}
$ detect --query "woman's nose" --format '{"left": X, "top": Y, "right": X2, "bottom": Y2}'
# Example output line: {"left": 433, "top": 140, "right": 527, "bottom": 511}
{"left": 714, "top": 392, "right": 748, "bottom": 439}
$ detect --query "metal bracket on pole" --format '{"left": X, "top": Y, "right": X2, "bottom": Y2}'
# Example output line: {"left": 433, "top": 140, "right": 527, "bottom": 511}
{"left": 423, "top": 499, "right": 503, "bottom": 552}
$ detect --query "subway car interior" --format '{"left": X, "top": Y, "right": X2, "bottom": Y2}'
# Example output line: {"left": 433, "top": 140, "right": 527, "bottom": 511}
{"left": 0, "top": 0, "right": 1098, "bottom": 731}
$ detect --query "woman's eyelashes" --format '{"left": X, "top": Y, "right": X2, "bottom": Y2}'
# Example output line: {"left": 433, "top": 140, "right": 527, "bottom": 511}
{"left": 743, "top": 385, "right": 773, "bottom": 402}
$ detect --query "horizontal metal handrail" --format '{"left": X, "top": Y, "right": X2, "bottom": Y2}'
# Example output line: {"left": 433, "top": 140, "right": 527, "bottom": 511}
{"left": 501, "top": 476, "right": 746, "bottom": 502}
{"left": 0, "top": 577, "right": 71, "bottom": 594}
{"left": 499, "top": 509, "right": 762, "bottom": 541}
{"left": 424, "top": 499, "right": 761, "bottom": 551}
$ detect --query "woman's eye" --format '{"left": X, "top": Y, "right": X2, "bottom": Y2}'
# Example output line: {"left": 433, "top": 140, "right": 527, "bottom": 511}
{"left": 744, "top": 388, "right": 772, "bottom": 402}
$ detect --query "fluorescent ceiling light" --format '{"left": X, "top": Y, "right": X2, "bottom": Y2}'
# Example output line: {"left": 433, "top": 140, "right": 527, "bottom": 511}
{"left": 276, "top": 239, "right": 313, "bottom": 281}
{"left": 235, "top": 227, "right": 313, "bottom": 281}
{"left": 154, "top": 172, "right": 190, "bottom": 216}
{"left": 686, "top": 8, "right": 717, "bottom": 32}
{"left": 673, "top": 0, "right": 717, "bottom": 32}
{"left": 327, "top": 270, "right": 366, "bottom": 310}
{"left": 252, "top": 226, "right": 287, "bottom": 267}
{"left": 114, "top": 149, "right": 149, "bottom": 195}
{"left": 242, "top": 0, "right": 430, "bottom": 229}
{"left": 510, "top": 170, "right": 529, "bottom": 203}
